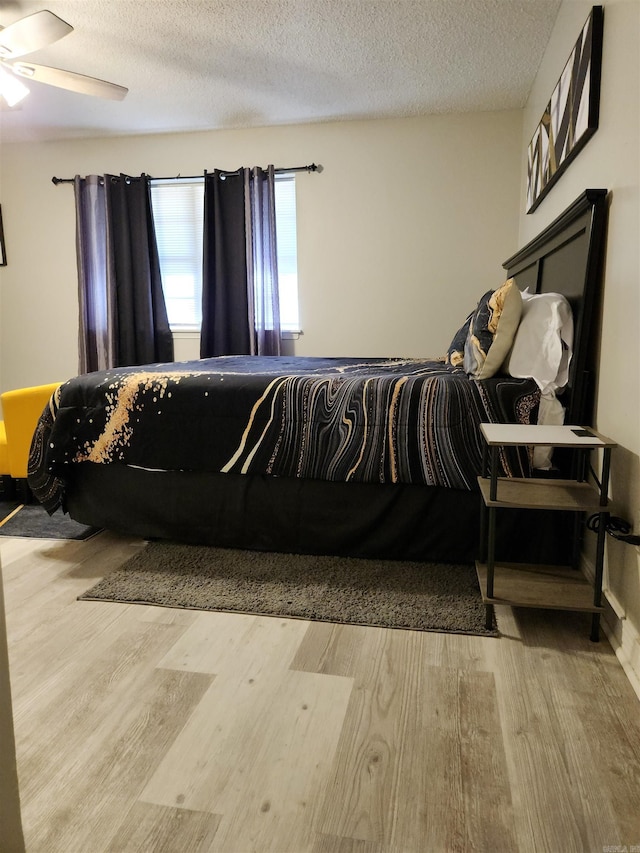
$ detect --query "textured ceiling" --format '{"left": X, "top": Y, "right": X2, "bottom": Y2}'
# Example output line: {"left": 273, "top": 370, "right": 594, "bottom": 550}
{"left": 0, "top": 0, "right": 561, "bottom": 143}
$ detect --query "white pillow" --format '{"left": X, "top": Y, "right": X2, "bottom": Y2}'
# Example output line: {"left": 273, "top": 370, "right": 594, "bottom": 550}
{"left": 505, "top": 290, "right": 573, "bottom": 394}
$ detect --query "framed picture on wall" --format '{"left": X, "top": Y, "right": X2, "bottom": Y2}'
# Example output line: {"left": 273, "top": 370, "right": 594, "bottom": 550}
{"left": 526, "top": 6, "right": 604, "bottom": 213}
{"left": 0, "top": 205, "right": 6, "bottom": 266}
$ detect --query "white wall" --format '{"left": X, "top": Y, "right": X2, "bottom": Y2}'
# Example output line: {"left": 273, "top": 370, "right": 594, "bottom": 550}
{"left": 520, "top": 0, "right": 640, "bottom": 689}
{"left": 0, "top": 557, "right": 25, "bottom": 853}
{"left": 0, "top": 110, "right": 522, "bottom": 391}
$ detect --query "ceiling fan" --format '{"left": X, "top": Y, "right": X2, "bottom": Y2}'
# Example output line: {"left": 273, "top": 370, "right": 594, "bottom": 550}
{"left": 0, "top": 9, "right": 127, "bottom": 106}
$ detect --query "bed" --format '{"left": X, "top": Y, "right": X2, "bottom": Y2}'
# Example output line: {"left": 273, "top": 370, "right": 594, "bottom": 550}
{"left": 28, "top": 189, "right": 609, "bottom": 563}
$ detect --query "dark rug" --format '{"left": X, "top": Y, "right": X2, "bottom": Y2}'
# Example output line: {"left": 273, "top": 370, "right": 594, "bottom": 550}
{"left": 0, "top": 500, "right": 100, "bottom": 540}
{"left": 78, "top": 542, "right": 498, "bottom": 636}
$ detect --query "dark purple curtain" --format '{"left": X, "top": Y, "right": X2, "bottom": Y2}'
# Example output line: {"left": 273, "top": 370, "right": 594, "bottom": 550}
{"left": 105, "top": 175, "right": 174, "bottom": 367}
{"left": 247, "top": 166, "right": 281, "bottom": 356}
{"left": 74, "top": 173, "right": 173, "bottom": 372}
{"left": 201, "top": 170, "right": 251, "bottom": 357}
{"left": 201, "top": 166, "right": 281, "bottom": 358}
{"left": 74, "top": 175, "right": 115, "bottom": 373}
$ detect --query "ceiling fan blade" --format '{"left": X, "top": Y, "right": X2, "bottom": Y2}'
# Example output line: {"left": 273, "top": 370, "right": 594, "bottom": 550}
{"left": 0, "top": 11, "right": 73, "bottom": 59}
{"left": 9, "top": 62, "right": 128, "bottom": 100}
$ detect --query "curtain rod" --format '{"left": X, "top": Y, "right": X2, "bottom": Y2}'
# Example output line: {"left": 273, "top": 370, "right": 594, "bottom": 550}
{"left": 51, "top": 163, "right": 322, "bottom": 185}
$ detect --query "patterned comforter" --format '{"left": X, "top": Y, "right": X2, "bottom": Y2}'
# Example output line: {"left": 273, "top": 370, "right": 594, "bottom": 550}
{"left": 28, "top": 356, "right": 540, "bottom": 512}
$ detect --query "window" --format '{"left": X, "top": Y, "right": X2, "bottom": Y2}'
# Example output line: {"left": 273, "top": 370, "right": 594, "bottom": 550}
{"left": 150, "top": 175, "right": 300, "bottom": 333}
{"left": 274, "top": 174, "right": 300, "bottom": 333}
{"left": 150, "top": 179, "right": 204, "bottom": 329}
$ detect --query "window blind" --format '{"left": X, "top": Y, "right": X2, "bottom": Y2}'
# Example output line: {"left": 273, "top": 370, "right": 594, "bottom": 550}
{"left": 150, "top": 179, "right": 204, "bottom": 328}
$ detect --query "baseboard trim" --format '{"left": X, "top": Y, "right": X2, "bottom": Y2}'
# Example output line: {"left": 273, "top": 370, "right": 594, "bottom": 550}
{"left": 583, "top": 557, "right": 640, "bottom": 701}
{"left": 600, "top": 597, "right": 640, "bottom": 702}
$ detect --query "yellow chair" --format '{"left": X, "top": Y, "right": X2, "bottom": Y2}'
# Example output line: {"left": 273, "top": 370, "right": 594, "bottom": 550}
{"left": 0, "top": 383, "right": 62, "bottom": 503}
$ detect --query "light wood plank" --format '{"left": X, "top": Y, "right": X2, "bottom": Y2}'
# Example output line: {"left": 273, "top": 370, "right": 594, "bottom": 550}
{"left": 105, "top": 802, "right": 222, "bottom": 852}
{"left": 142, "top": 667, "right": 354, "bottom": 853}
{"left": 156, "top": 609, "right": 284, "bottom": 675}
{"left": 138, "top": 604, "right": 200, "bottom": 626}
{"left": 311, "top": 835, "right": 385, "bottom": 853}
{"left": 292, "top": 620, "right": 494, "bottom": 683}
{"left": 22, "top": 668, "right": 213, "bottom": 852}
{"left": 456, "top": 669, "right": 519, "bottom": 851}
{"left": 290, "top": 621, "right": 368, "bottom": 678}
{"left": 318, "top": 628, "right": 516, "bottom": 851}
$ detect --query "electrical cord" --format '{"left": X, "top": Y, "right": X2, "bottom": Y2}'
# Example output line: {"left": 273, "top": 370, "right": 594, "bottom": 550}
{"left": 586, "top": 514, "right": 640, "bottom": 545}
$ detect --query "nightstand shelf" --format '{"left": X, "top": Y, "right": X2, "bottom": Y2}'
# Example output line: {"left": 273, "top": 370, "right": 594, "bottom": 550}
{"left": 476, "top": 423, "right": 616, "bottom": 641}
{"left": 475, "top": 562, "right": 604, "bottom": 613}
{"left": 477, "top": 477, "right": 603, "bottom": 511}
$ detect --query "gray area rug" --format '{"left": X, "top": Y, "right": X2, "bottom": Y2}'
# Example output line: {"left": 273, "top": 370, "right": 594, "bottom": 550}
{"left": 0, "top": 501, "right": 100, "bottom": 540}
{"left": 79, "top": 542, "right": 498, "bottom": 636}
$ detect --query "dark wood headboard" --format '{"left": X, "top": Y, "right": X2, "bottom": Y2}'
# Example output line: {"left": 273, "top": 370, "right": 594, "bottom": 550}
{"left": 502, "top": 188, "right": 608, "bottom": 427}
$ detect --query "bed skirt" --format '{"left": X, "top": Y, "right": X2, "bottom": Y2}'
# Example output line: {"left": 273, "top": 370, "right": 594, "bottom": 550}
{"left": 63, "top": 464, "right": 574, "bottom": 565}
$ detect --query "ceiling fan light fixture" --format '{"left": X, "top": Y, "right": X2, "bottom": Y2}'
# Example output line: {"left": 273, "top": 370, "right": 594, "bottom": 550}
{"left": 12, "top": 62, "right": 35, "bottom": 78}
{"left": 0, "top": 66, "right": 29, "bottom": 106}
{"left": 0, "top": 10, "right": 125, "bottom": 102}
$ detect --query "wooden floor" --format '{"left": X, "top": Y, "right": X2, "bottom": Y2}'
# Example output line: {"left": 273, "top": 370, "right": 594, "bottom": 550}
{"left": 2, "top": 530, "right": 639, "bottom": 853}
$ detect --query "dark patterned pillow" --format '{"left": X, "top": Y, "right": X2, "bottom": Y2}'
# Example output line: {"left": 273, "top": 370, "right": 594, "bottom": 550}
{"left": 463, "top": 278, "right": 523, "bottom": 379}
{"left": 445, "top": 312, "right": 473, "bottom": 367}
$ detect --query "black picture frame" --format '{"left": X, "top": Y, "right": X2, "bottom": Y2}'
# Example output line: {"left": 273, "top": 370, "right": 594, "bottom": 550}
{"left": 526, "top": 6, "right": 603, "bottom": 214}
{"left": 0, "top": 205, "right": 6, "bottom": 266}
